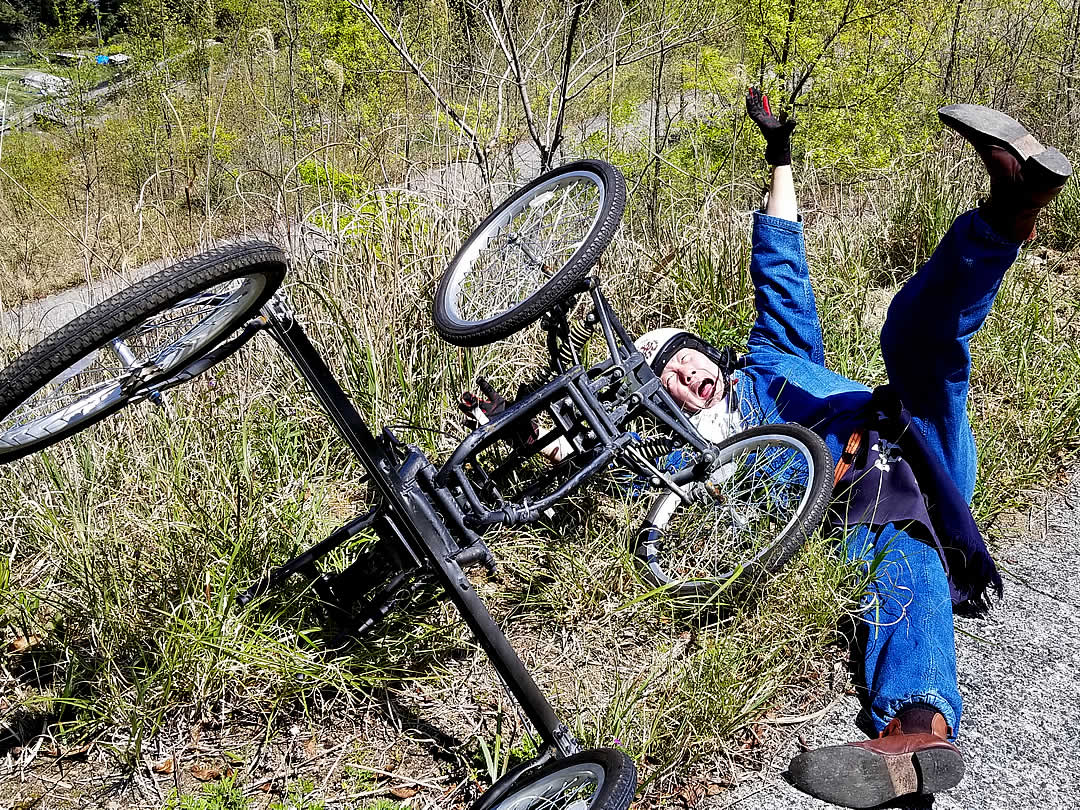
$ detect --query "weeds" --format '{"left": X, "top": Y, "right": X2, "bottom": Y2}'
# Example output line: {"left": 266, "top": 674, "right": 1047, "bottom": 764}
{"left": 0, "top": 15, "right": 1079, "bottom": 808}
{"left": 2, "top": 147, "right": 1078, "bottom": 800}
{"left": 167, "top": 776, "right": 249, "bottom": 810}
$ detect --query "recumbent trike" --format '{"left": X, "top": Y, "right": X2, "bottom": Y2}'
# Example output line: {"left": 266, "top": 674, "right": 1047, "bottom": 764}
{"left": 0, "top": 159, "right": 832, "bottom": 809}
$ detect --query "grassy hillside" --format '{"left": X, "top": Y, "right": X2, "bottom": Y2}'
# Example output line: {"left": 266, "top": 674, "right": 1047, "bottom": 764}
{"left": 1, "top": 0, "right": 1079, "bottom": 805}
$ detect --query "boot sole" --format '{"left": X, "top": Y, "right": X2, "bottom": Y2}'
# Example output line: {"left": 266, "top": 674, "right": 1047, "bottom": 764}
{"left": 788, "top": 744, "right": 965, "bottom": 809}
{"left": 938, "top": 103, "right": 1072, "bottom": 183}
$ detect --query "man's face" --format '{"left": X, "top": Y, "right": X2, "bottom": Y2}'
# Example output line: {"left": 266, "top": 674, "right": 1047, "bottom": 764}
{"left": 660, "top": 348, "right": 723, "bottom": 413}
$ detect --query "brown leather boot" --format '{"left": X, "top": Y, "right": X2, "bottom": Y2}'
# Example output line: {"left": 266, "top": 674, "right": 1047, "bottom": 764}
{"left": 939, "top": 103, "right": 1072, "bottom": 242}
{"left": 787, "top": 706, "right": 964, "bottom": 808}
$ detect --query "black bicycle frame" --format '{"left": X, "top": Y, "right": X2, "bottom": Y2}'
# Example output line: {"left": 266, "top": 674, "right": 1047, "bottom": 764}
{"left": 259, "top": 304, "right": 580, "bottom": 758}
{"left": 245, "top": 275, "right": 723, "bottom": 763}
{"left": 437, "top": 281, "right": 718, "bottom": 526}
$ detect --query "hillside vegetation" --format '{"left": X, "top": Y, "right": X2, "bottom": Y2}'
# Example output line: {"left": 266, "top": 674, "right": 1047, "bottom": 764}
{"left": 1, "top": 0, "right": 1079, "bottom": 806}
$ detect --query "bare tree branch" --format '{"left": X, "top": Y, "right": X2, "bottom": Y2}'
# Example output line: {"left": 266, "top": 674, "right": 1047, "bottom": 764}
{"left": 549, "top": 0, "right": 585, "bottom": 166}
{"left": 347, "top": 0, "right": 492, "bottom": 193}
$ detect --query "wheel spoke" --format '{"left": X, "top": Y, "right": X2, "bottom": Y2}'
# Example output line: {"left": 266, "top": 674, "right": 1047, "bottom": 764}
{"left": 0, "top": 275, "right": 267, "bottom": 454}
{"left": 121, "top": 304, "right": 220, "bottom": 337}
{"left": 451, "top": 171, "right": 604, "bottom": 325}
{"left": 656, "top": 436, "right": 814, "bottom": 582}
{"left": 0, "top": 381, "right": 125, "bottom": 449}
{"left": 488, "top": 759, "right": 609, "bottom": 810}
{"left": 12, "top": 376, "right": 126, "bottom": 411}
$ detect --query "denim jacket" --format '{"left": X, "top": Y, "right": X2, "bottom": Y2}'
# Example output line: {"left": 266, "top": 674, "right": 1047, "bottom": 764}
{"left": 732, "top": 212, "right": 1002, "bottom": 606}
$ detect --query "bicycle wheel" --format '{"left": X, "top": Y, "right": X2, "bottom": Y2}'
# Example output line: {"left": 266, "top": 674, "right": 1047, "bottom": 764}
{"left": 0, "top": 242, "right": 286, "bottom": 464}
{"left": 433, "top": 160, "right": 625, "bottom": 346}
{"left": 470, "top": 749, "right": 636, "bottom": 810}
{"left": 635, "top": 423, "right": 833, "bottom": 600}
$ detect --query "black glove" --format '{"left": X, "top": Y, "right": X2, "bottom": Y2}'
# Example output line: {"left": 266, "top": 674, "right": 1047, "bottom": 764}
{"left": 746, "top": 87, "right": 796, "bottom": 166}
{"left": 458, "top": 376, "right": 507, "bottom": 424}
{"left": 459, "top": 377, "right": 539, "bottom": 448}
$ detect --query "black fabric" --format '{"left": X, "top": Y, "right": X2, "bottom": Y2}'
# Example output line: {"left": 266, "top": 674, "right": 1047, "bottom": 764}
{"left": 459, "top": 376, "right": 508, "bottom": 419}
{"left": 833, "top": 386, "right": 1003, "bottom": 609}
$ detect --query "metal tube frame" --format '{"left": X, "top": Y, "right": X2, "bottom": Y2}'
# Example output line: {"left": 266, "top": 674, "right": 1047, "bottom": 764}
{"left": 435, "top": 281, "right": 717, "bottom": 525}
{"left": 242, "top": 275, "right": 722, "bottom": 763}
{"left": 258, "top": 302, "right": 578, "bottom": 758}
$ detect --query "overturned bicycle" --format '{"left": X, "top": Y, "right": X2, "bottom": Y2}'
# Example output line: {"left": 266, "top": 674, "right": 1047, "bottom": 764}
{"left": 0, "top": 159, "right": 832, "bottom": 809}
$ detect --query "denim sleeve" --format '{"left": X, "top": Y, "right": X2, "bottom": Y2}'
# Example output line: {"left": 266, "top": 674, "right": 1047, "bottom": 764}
{"left": 746, "top": 212, "right": 825, "bottom": 366}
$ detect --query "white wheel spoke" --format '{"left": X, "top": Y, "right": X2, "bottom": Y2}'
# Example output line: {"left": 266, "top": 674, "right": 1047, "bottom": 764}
{"left": 653, "top": 436, "right": 815, "bottom": 582}
{"left": 446, "top": 169, "right": 607, "bottom": 326}
{"left": 0, "top": 275, "right": 266, "bottom": 455}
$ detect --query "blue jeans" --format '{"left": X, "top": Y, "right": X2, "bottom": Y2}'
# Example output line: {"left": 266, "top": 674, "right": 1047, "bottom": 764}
{"left": 737, "top": 210, "right": 1021, "bottom": 737}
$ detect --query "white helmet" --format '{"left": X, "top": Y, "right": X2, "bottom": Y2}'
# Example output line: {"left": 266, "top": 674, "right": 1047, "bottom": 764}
{"left": 634, "top": 328, "right": 689, "bottom": 373}
{"left": 634, "top": 327, "right": 739, "bottom": 378}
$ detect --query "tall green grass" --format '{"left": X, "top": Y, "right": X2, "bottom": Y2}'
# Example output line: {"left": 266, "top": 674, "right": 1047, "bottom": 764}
{"left": 1, "top": 138, "right": 1078, "bottom": 805}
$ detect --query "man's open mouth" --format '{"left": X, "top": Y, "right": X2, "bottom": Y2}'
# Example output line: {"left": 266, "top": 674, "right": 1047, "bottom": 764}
{"left": 698, "top": 378, "right": 715, "bottom": 400}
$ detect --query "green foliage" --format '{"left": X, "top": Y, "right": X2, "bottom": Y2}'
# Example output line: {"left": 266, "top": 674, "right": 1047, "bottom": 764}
{"left": 0, "top": 131, "right": 71, "bottom": 212}
{"left": 298, "top": 0, "right": 401, "bottom": 125}
{"left": 735, "top": 0, "right": 943, "bottom": 170}
{"left": 167, "top": 776, "right": 250, "bottom": 810}
{"left": 0, "top": 0, "right": 27, "bottom": 26}
{"left": 50, "top": 0, "right": 90, "bottom": 48}
{"left": 215, "top": 0, "right": 283, "bottom": 34}
{"left": 190, "top": 123, "right": 239, "bottom": 163}
{"left": 269, "top": 780, "right": 326, "bottom": 810}
{"left": 297, "top": 159, "right": 365, "bottom": 200}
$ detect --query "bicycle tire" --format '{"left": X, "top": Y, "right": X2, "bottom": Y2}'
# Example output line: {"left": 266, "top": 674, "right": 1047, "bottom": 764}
{"left": 469, "top": 748, "right": 636, "bottom": 810}
{"left": 433, "top": 160, "right": 625, "bottom": 346}
{"left": 0, "top": 241, "right": 286, "bottom": 464}
{"left": 635, "top": 423, "right": 833, "bottom": 600}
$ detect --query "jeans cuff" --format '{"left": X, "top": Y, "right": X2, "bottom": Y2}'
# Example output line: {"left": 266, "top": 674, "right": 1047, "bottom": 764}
{"left": 884, "top": 691, "right": 961, "bottom": 742}
{"left": 970, "top": 207, "right": 1025, "bottom": 248}
{"left": 752, "top": 210, "right": 803, "bottom": 234}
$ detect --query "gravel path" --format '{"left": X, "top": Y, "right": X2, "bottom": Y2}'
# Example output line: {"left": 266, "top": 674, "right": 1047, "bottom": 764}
{"left": 715, "top": 468, "right": 1080, "bottom": 810}
{"left": 0, "top": 226, "right": 325, "bottom": 344}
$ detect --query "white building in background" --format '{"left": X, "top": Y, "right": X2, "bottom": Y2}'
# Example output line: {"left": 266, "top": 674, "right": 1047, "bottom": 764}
{"left": 21, "top": 71, "right": 71, "bottom": 96}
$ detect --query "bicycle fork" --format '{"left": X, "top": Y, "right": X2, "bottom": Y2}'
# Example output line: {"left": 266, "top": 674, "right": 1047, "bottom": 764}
{"left": 400, "top": 452, "right": 580, "bottom": 758}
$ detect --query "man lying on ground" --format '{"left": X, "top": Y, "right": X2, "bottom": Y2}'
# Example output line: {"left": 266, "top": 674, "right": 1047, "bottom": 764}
{"left": 628, "top": 91, "right": 1070, "bottom": 807}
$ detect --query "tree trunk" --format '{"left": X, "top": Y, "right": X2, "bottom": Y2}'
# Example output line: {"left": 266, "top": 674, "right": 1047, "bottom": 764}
{"left": 942, "top": 0, "right": 966, "bottom": 99}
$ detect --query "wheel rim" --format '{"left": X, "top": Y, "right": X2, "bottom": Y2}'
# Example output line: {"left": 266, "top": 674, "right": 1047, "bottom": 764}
{"left": 0, "top": 274, "right": 268, "bottom": 456}
{"left": 444, "top": 169, "right": 606, "bottom": 328}
{"left": 492, "top": 762, "right": 605, "bottom": 810}
{"left": 648, "top": 433, "right": 817, "bottom": 584}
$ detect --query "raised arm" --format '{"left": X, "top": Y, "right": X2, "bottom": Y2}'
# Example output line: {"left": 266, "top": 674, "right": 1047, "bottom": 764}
{"left": 765, "top": 165, "right": 797, "bottom": 221}
{"left": 743, "top": 88, "right": 824, "bottom": 364}
{"left": 746, "top": 87, "right": 798, "bottom": 222}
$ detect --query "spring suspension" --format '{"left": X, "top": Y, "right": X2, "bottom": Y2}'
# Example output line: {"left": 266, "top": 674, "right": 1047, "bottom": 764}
{"left": 635, "top": 436, "right": 677, "bottom": 460}
{"left": 558, "top": 319, "right": 596, "bottom": 368}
